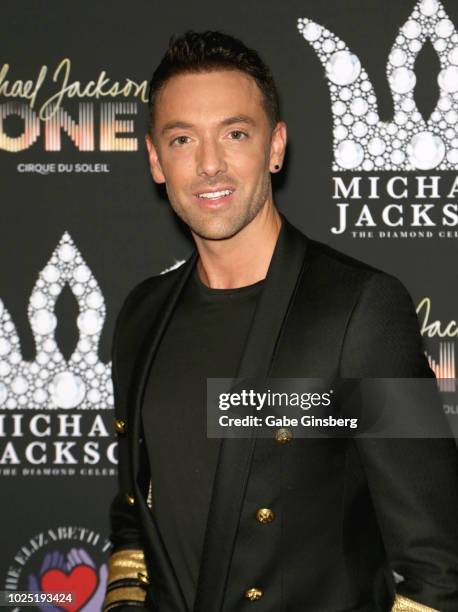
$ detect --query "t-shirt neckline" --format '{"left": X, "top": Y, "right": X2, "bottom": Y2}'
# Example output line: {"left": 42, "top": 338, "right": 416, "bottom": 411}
{"left": 191, "top": 266, "right": 265, "bottom": 297}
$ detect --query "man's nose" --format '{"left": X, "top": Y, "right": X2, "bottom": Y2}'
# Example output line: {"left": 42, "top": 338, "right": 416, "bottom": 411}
{"left": 196, "top": 138, "right": 227, "bottom": 177}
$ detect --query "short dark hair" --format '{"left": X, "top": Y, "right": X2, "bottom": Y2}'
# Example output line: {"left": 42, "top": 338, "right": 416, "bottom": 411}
{"left": 147, "top": 30, "right": 280, "bottom": 139}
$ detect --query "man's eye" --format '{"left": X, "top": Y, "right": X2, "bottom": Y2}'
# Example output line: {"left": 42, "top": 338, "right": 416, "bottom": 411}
{"left": 229, "top": 130, "right": 248, "bottom": 140}
{"left": 171, "top": 136, "right": 190, "bottom": 146}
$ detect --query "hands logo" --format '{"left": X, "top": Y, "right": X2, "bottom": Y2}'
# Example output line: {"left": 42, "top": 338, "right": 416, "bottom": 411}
{"left": 5, "top": 527, "right": 110, "bottom": 611}
{"left": 27, "top": 548, "right": 106, "bottom": 612}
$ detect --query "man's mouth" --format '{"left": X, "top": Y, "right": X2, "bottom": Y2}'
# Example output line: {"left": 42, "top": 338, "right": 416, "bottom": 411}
{"left": 193, "top": 187, "right": 236, "bottom": 208}
{"left": 195, "top": 188, "right": 234, "bottom": 200}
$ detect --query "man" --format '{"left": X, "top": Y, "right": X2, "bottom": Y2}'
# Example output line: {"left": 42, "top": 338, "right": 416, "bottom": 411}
{"left": 103, "top": 31, "right": 458, "bottom": 612}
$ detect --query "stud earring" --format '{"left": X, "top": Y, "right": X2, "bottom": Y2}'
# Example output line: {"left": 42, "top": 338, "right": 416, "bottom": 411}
{"left": 274, "top": 164, "right": 280, "bottom": 170}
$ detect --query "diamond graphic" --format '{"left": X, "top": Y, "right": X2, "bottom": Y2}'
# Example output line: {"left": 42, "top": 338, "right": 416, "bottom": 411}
{"left": 0, "top": 232, "right": 113, "bottom": 410}
{"left": 407, "top": 131, "right": 446, "bottom": 169}
{"left": 298, "top": 0, "right": 458, "bottom": 170}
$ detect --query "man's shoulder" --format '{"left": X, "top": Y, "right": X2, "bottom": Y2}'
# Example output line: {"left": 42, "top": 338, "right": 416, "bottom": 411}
{"left": 113, "top": 255, "right": 193, "bottom": 339}
{"left": 305, "top": 235, "right": 380, "bottom": 278}
{"left": 123, "top": 257, "right": 190, "bottom": 308}
{"left": 297, "top": 229, "right": 412, "bottom": 307}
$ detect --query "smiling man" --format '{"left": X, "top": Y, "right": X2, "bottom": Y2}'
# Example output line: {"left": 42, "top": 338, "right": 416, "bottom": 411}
{"left": 146, "top": 62, "right": 285, "bottom": 287}
{"left": 104, "top": 31, "right": 458, "bottom": 612}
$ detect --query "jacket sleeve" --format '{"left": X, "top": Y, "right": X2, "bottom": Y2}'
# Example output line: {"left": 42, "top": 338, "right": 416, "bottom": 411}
{"left": 103, "top": 283, "right": 152, "bottom": 612}
{"left": 340, "top": 272, "right": 458, "bottom": 612}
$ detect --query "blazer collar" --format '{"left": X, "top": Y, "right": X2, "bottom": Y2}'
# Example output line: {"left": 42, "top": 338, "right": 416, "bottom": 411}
{"left": 127, "top": 213, "right": 308, "bottom": 611}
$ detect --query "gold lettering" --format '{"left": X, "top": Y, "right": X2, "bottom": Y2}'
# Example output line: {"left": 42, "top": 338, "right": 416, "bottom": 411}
{"left": 0, "top": 64, "right": 9, "bottom": 93}
{"left": 81, "top": 80, "right": 97, "bottom": 97}
{"left": 0, "top": 64, "right": 47, "bottom": 109}
{"left": 30, "top": 66, "right": 47, "bottom": 109}
{"left": 39, "top": 58, "right": 72, "bottom": 120}
{"left": 0, "top": 58, "right": 148, "bottom": 121}
{"left": 417, "top": 297, "right": 458, "bottom": 338}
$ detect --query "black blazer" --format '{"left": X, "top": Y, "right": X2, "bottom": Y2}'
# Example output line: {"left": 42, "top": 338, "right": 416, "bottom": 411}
{"left": 104, "top": 215, "right": 458, "bottom": 612}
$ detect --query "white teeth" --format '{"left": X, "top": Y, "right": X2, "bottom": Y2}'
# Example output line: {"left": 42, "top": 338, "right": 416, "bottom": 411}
{"left": 197, "top": 189, "right": 233, "bottom": 199}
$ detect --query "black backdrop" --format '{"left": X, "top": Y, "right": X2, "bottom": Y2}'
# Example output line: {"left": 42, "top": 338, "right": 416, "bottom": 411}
{"left": 1, "top": 1, "right": 457, "bottom": 608}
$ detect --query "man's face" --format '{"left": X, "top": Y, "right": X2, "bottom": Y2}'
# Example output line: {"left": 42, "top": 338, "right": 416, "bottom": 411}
{"left": 146, "top": 69, "right": 286, "bottom": 240}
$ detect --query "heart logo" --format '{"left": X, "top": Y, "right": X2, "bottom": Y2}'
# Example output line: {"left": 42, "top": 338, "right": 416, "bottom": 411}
{"left": 41, "top": 565, "right": 97, "bottom": 612}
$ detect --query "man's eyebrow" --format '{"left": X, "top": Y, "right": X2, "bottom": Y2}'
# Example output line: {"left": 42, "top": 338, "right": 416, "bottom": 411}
{"left": 161, "top": 115, "right": 256, "bottom": 135}
{"left": 161, "top": 121, "right": 194, "bottom": 135}
{"left": 220, "top": 115, "right": 256, "bottom": 127}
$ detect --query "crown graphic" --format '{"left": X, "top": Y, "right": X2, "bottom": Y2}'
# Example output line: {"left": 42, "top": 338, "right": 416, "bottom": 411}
{"left": 0, "top": 232, "right": 113, "bottom": 410}
{"left": 298, "top": 0, "right": 458, "bottom": 171}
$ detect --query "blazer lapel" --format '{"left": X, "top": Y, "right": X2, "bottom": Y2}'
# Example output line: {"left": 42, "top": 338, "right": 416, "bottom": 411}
{"left": 193, "top": 215, "right": 309, "bottom": 612}
{"left": 127, "top": 250, "right": 198, "bottom": 611}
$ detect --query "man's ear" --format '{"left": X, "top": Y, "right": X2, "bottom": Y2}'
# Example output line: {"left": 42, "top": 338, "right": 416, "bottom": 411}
{"left": 145, "top": 133, "right": 166, "bottom": 184}
{"left": 269, "top": 121, "right": 287, "bottom": 173}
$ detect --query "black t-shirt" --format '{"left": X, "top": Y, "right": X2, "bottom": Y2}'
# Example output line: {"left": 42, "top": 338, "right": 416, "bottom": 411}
{"left": 141, "top": 266, "right": 264, "bottom": 610}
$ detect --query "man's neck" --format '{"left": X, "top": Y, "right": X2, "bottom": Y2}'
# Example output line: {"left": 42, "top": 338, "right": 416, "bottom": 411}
{"left": 193, "top": 204, "right": 282, "bottom": 289}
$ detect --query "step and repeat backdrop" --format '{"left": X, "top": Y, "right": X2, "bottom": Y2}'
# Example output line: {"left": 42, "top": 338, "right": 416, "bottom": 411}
{"left": 1, "top": 0, "right": 457, "bottom": 608}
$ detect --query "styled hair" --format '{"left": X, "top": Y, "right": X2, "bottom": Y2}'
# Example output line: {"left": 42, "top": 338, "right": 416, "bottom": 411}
{"left": 147, "top": 30, "right": 280, "bottom": 138}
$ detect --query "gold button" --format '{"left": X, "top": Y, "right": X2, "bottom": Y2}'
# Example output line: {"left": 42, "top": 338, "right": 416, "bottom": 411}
{"left": 244, "top": 587, "right": 263, "bottom": 601}
{"left": 275, "top": 427, "right": 293, "bottom": 443}
{"left": 114, "top": 419, "right": 126, "bottom": 434}
{"left": 126, "top": 493, "right": 135, "bottom": 506}
{"left": 137, "top": 571, "right": 150, "bottom": 586}
{"left": 256, "top": 508, "right": 275, "bottom": 523}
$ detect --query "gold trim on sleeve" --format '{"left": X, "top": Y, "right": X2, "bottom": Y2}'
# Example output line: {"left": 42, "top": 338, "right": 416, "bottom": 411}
{"left": 107, "top": 548, "right": 148, "bottom": 584}
{"left": 103, "top": 586, "right": 146, "bottom": 610}
{"left": 391, "top": 594, "right": 439, "bottom": 611}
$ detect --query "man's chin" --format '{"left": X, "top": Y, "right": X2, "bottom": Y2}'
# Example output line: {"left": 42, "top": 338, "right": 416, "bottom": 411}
{"left": 191, "top": 225, "right": 241, "bottom": 241}
{"left": 187, "top": 216, "right": 246, "bottom": 241}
